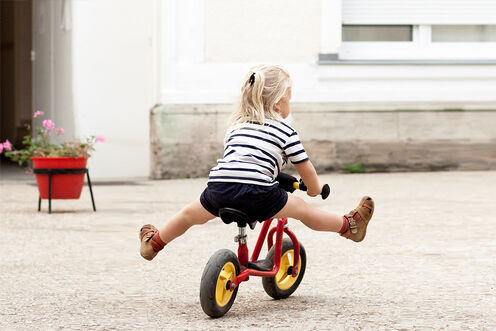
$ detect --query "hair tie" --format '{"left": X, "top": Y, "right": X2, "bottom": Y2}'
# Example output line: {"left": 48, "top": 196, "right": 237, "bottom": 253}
{"left": 249, "top": 73, "right": 255, "bottom": 86}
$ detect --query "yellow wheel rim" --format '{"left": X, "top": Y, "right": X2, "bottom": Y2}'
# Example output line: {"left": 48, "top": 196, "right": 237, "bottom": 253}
{"left": 275, "top": 249, "right": 300, "bottom": 290}
{"left": 215, "top": 262, "right": 236, "bottom": 307}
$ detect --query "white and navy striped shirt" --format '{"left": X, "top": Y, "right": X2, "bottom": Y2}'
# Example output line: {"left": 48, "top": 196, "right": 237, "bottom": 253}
{"left": 208, "top": 118, "right": 309, "bottom": 186}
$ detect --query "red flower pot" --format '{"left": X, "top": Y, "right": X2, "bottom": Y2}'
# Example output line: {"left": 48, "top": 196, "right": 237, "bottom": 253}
{"left": 32, "top": 157, "right": 88, "bottom": 199}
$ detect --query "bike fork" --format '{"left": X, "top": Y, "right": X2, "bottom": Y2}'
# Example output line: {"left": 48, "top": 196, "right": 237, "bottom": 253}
{"left": 230, "top": 218, "right": 300, "bottom": 290}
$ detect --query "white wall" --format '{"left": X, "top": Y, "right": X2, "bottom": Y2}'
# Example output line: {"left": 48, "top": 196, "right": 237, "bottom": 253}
{"left": 72, "top": 0, "right": 154, "bottom": 179}
{"left": 160, "top": 0, "right": 496, "bottom": 106}
{"left": 33, "top": 0, "right": 496, "bottom": 179}
{"left": 204, "top": 0, "right": 321, "bottom": 62}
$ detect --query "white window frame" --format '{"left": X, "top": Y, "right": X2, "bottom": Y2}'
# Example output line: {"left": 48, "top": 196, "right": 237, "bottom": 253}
{"left": 339, "top": 25, "right": 496, "bottom": 61}
{"left": 338, "top": 25, "right": 496, "bottom": 61}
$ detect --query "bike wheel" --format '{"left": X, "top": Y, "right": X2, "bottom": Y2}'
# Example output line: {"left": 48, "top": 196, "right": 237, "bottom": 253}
{"left": 200, "top": 249, "right": 240, "bottom": 318}
{"left": 262, "top": 238, "right": 306, "bottom": 299}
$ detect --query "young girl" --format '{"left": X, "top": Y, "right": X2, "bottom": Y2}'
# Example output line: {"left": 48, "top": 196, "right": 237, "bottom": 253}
{"left": 139, "top": 64, "right": 374, "bottom": 261}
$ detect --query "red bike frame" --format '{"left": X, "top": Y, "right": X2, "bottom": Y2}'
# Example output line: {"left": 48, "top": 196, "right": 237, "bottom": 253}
{"left": 229, "top": 217, "right": 301, "bottom": 290}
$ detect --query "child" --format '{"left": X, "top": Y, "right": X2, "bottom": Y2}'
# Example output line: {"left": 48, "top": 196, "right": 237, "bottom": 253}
{"left": 139, "top": 64, "right": 374, "bottom": 261}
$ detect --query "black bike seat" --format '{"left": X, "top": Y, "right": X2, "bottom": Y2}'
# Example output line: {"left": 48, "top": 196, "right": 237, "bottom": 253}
{"left": 218, "top": 208, "right": 257, "bottom": 230}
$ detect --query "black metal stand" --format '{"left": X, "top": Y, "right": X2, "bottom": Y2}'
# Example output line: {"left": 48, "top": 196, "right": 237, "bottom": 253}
{"left": 33, "top": 168, "right": 96, "bottom": 214}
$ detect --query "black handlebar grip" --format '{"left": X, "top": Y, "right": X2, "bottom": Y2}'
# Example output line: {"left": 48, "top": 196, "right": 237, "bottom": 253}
{"left": 321, "top": 184, "right": 330, "bottom": 200}
{"left": 299, "top": 179, "right": 329, "bottom": 199}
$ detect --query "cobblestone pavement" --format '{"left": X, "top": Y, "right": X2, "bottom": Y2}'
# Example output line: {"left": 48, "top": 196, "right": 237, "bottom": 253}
{"left": 0, "top": 171, "right": 495, "bottom": 330}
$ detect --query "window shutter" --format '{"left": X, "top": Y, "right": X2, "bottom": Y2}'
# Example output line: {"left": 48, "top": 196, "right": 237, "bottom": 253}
{"left": 342, "top": 0, "right": 496, "bottom": 25}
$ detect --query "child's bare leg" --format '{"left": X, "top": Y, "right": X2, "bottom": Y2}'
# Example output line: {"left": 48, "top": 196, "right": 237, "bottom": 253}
{"left": 274, "top": 195, "right": 344, "bottom": 232}
{"left": 158, "top": 200, "right": 216, "bottom": 243}
{"left": 274, "top": 194, "right": 374, "bottom": 242}
{"left": 139, "top": 199, "right": 215, "bottom": 260}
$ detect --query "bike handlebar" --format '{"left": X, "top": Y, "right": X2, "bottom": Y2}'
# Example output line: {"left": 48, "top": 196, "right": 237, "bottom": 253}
{"left": 276, "top": 173, "right": 330, "bottom": 200}
{"left": 294, "top": 180, "right": 330, "bottom": 200}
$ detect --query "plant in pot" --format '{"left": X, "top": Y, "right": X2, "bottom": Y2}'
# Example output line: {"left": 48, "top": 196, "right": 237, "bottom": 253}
{"left": 1, "top": 110, "right": 104, "bottom": 200}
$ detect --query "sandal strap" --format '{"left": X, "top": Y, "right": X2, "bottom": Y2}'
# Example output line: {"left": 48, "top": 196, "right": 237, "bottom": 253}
{"left": 150, "top": 232, "right": 166, "bottom": 252}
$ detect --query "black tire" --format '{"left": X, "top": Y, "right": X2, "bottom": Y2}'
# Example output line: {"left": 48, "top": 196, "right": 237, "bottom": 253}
{"left": 200, "top": 249, "right": 240, "bottom": 318}
{"left": 262, "top": 238, "right": 306, "bottom": 299}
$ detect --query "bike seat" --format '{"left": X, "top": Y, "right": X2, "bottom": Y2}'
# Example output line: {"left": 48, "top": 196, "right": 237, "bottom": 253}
{"left": 218, "top": 208, "right": 257, "bottom": 230}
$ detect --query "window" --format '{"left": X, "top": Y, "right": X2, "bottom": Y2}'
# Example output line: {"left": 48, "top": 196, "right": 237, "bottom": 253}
{"left": 342, "top": 25, "right": 412, "bottom": 42}
{"left": 339, "top": 24, "right": 496, "bottom": 61}
{"left": 432, "top": 25, "right": 496, "bottom": 42}
{"left": 330, "top": 0, "right": 496, "bottom": 62}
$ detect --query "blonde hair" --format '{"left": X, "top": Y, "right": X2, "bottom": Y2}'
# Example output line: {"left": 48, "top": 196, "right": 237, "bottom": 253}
{"left": 229, "top": 64, "right": 292, "bottom": 126}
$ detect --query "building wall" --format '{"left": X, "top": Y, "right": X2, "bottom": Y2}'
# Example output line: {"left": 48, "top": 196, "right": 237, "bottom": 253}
{"left": 32, "top": 0, "right": 154, "bottom": 179}
{"left": 204, "top": 0, "right": 321, "bottom": 63}
{"left": 159, "top": 0, "right": 496, "bottom": 105}
{"left": 72, "top": 0, "right": 154, "bottom": 178}
{"left": 33, "top": 0, "right": 74, "bottom": 142}
{"left": 150, "top": 102, "right": 496, "bottom": 179}
{"left": 32, "top": 0, "right": 496, "bottom": 178}
{"left": 151, "top": 0, "right": 496, "bottom": 178}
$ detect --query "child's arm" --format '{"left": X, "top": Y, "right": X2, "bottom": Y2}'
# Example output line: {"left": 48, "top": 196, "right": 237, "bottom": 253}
{"left": 293, "top": 160, "right": 322, "bottom": 197}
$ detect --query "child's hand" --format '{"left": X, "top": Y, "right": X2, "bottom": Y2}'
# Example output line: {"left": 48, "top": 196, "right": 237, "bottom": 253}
{"left": 307, "top": 183, "right": 323, "bottom": 197}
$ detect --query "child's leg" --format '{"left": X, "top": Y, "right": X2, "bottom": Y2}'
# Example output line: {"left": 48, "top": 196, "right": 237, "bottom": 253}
{"left": 158, "top": 199, "right": 216, "bottom": 243}
{"left": 274, "top": 195, "right": 344, "bottom": 232}
{"left": 274, "top": 194, "right": 374, "bottom": 242}
{"left": 139, "top": 199, "right": 216, "bottom": 260}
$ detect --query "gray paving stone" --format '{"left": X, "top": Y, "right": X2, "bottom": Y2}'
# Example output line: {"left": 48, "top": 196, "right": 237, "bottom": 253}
{"left": 1, "top": 171, "right": 495, "bottom": 330}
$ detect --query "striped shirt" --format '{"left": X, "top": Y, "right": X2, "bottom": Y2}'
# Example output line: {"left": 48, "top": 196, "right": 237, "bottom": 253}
{"left": 208, "top": 118, "right": 309, "bottom": 186}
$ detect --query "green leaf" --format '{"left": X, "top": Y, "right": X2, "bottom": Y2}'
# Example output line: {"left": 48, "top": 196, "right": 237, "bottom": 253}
{"left": 343, "top": 163, "right": 366, "bottom": 174}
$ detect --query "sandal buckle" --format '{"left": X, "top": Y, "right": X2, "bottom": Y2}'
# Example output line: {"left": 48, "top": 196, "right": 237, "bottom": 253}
{"left": 145, "top": 231, "right": 156, "bottom": 242}
{"left": 349, "top": 219, "right": 358, "bottom": 234}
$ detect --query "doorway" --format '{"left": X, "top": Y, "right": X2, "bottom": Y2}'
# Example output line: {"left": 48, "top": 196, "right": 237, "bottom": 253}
{"left": 0, "top": 0, "right": 32, "bottom": 168}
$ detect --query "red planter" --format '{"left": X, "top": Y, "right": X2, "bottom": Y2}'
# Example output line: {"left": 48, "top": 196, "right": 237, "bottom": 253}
{"left": 32, "top": 157, "right": 88, "bottom": 199}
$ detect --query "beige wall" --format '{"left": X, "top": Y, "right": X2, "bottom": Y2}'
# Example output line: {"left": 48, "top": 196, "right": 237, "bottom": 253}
{"left": 205, "top": 0, "right": 321, "bottom": 63}
{"left": 150, "top": 103, "right": 496, "bottom": 179}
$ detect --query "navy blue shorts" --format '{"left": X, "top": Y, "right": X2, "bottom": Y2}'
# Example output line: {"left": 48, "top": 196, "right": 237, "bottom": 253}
{"left": 200, "top": 182, "right": 288, "bottom": 223}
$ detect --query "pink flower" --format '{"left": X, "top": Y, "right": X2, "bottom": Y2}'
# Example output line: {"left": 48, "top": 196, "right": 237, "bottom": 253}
{"left": 96, "top": 135, "right": 105, "bottom": 143}
{"left": 0, "top": 144, "right": 3, "bottom": 154}
{"left": 3, "top": 139, "right": 12, "bottom": 151}
{"left": 42, "top": 120, "right": 55, "bottom": 131}
{"left": 33, "top": 110, "right": 44, "bottom": 118}
{"left": 55, "top": 128, "right": 65, "bottom": 135}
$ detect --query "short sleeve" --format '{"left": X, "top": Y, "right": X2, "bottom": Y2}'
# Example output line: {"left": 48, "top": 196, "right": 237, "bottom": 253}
{"left": 283, "top": 131, "right": 309, "bottom": 164}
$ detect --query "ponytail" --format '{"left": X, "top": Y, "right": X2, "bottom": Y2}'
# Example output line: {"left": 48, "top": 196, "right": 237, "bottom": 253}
{"left": 229, "top": 65, "right": 291, "bottom": 126}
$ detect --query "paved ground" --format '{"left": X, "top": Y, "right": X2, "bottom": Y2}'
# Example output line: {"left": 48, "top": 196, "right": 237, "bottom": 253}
{"left": 0, "top": 170, "right": 495, "bottom": 330}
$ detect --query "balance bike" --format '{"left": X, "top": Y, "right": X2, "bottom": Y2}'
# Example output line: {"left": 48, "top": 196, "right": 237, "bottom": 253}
{"left": 199, "top": 173, "right": 330, "bottom": 318}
